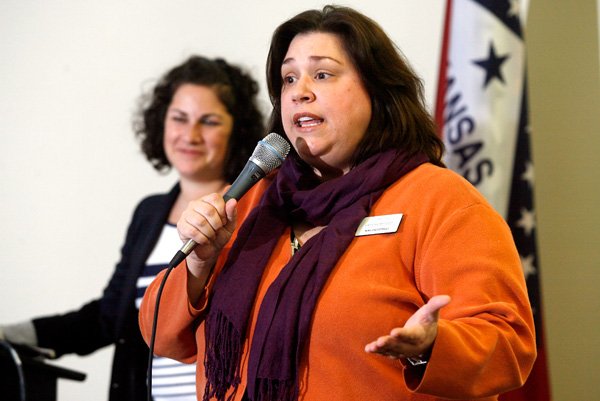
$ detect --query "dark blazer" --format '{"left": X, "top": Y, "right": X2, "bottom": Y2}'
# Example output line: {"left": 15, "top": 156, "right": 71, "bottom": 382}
{"left": 33, "top": 184, "right": 180, "bottom": 401}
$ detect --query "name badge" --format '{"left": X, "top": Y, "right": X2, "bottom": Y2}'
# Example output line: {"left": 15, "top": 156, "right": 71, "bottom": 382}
{"left": 355, "top": 214, "right": 403, "bottom": 237}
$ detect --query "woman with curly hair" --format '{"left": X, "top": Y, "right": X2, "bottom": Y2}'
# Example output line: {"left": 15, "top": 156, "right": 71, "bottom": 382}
{"left": 0, "top": 55, "right": 265, "bottom": 401}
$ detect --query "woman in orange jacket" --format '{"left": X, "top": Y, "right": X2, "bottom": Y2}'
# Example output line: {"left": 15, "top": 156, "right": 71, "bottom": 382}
{"left": 139, "top": 5, "right": 536, "bottom": 401}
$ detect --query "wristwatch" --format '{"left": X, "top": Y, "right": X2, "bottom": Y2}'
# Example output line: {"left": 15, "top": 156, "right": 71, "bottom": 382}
{"left": 406, "top": 354, "right": 429, "bottom": 366}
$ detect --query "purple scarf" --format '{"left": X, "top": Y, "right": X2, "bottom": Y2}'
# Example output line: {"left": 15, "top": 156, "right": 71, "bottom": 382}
{"left": 203, "top": 149, "right": 427, "bottom": 401}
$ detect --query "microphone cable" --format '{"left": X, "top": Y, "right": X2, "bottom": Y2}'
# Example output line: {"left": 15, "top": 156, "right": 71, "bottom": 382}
{"left": 146, "top": 260, "right": 176, "bottom": 401}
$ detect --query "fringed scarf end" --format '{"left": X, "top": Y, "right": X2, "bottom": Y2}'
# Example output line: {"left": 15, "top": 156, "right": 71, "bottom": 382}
{"left": 203, "top": 310, "right": 243, "bottom": 401}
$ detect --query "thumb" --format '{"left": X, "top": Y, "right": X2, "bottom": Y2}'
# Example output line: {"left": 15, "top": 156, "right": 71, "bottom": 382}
{"left": 224, "top": 198, "right": 238, "bottom": 231}
{"left": 421, "top": 295, "right": 451, "bottom": 322}
{"left": 403, "top": 295, "right": 451, "bottom": 329}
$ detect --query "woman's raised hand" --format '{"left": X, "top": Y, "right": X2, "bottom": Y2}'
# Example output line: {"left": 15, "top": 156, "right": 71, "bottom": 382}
{"left": 177, "top": 192, "right": 237, "bottom": 280}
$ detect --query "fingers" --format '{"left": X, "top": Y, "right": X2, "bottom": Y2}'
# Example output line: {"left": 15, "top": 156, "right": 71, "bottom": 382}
{"left": 365, "top": 295, "right": 452, "bottom": 359}
{"left": 178, "top": 193, "right": 230, "bottom": 246}
{"left": 211, "top": 199, "right": 237, "bottom": 249}
{"left": 364, "top": 330, "right": 424, "bottom": 357}
{"left": 365, "top": 334, "right": 412, "bottom": 358}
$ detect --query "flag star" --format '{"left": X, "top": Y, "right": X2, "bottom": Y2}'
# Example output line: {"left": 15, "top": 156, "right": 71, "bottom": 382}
{"left": 520, "top": 253, "right": 537, "bottom": 279}
{"left": 521, "top": 161, "right": 535, "bottom": 188}
{"left": 473, "top": 42, "right": 510, "bottom": 88}
{"left": 516, "top": 207, "right": 536, "bottom": 237}
{"left": 508, "top": 0, "right": 521, "bottom": 18}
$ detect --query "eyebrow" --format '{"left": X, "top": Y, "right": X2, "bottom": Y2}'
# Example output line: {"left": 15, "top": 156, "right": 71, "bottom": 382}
{"left": 168, "top": 109, "right": 222, "bottom": 119}
{"left": 282, "top": 55, "right": 343, "bottom": 66}
{"left": 167, "top": 108, "right": 186, "bottom": 114}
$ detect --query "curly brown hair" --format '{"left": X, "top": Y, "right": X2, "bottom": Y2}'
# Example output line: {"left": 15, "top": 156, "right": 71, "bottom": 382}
{"left": 265, "top": 5, "right": 444, "bottom": 167}
{"left": 134, "top": 56, "right": 265, "bottom": 182}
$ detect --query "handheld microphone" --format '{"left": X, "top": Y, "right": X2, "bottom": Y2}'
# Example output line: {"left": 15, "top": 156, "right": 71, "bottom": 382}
{"left": 168, "top": 132, "right": 291, "bottom": 268}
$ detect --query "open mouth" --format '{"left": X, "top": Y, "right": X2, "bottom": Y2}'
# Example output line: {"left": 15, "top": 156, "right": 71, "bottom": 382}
{"left": 294, "top": 115, "right": 324, "bottom": 128}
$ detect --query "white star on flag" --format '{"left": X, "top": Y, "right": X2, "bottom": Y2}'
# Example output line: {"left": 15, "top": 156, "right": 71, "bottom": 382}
{"left": 521, "top": 161, "right": 535, "bottom": 188}
{"left": 508, "top": 0, "right": 521, "bottom": 18}
{"left": 516, "top": 207, "right": 536, "bottom": 236}
{"left": 520, "top": 253, "right": 536, "bottom": 278}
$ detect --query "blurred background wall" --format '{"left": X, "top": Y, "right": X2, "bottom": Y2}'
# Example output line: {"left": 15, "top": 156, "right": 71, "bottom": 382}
{"left": 527, "top": 1, "right": 600, "bottom": 400}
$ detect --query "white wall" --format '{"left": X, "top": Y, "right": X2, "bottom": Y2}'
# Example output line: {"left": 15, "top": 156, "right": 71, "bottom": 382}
{"left": 0, "top": 2, "right": 443, "bottom": 400}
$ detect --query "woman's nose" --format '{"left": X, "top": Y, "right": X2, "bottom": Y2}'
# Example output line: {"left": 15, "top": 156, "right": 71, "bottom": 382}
{"left": 291, "top": 78, "right": 315, "bottom": 103}
{"left": 186, "top": 125, "right": 204, "bottom": 143}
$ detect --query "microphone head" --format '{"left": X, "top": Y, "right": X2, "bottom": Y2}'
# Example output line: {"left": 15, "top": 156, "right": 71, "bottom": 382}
{"left": 250, "top": 133, "right": 291, "bottom": 174}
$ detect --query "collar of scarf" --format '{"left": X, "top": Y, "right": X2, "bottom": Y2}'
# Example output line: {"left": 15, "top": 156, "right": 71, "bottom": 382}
{"left": 203, "top": 149, "right": 428, "bottom": 401}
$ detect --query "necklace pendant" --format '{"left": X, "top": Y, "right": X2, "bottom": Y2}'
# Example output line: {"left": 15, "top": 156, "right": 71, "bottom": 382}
{"left": 291, "top": 236, "right": 301, "bottom": 255}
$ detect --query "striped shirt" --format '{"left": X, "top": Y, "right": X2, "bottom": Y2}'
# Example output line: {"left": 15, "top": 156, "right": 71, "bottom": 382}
{"left": 136, "top": 224, "right": 197, "bottom": 401}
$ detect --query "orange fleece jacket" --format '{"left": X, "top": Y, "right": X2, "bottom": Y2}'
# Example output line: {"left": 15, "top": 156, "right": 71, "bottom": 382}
{"left": 140, "top": 163, "right": 536, "bottom": 401}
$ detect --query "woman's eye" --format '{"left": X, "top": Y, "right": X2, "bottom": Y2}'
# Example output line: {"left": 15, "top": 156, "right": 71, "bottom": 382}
{"left": 316, "top": 72, "right": 330, "bottom": 80}
{"left": 201, "top": 117, "right": 221, "bottom": 126}
{"left": 283, "top": 76, "right": 296, "bottom": 84}
{"left": 172, "top": 116, "right": 187, "bottom": 123}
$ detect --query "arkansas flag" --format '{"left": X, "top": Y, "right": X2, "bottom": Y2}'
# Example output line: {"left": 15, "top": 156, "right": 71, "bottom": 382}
{"left": 435, "top": 0, "right": 551, "bottom": 400}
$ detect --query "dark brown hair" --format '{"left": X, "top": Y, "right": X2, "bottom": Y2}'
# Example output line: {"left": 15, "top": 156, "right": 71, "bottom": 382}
{"left": 266, "top": 5, "right": 444, "bottom": 166}
{"left": 134, "top": 56, "right": 265, "bottom": 182}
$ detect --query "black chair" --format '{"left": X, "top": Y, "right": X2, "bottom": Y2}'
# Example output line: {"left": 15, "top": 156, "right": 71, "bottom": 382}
{"left": 0, "top": 341, "right": 86, "bottom": 401}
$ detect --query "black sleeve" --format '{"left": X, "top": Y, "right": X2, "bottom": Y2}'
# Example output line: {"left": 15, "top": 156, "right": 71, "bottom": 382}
{"left": 32, "top": 299, "right": 111, "bottom": 357}
{"left": 32, "top": 196, "right": 155, "bottom": 358}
